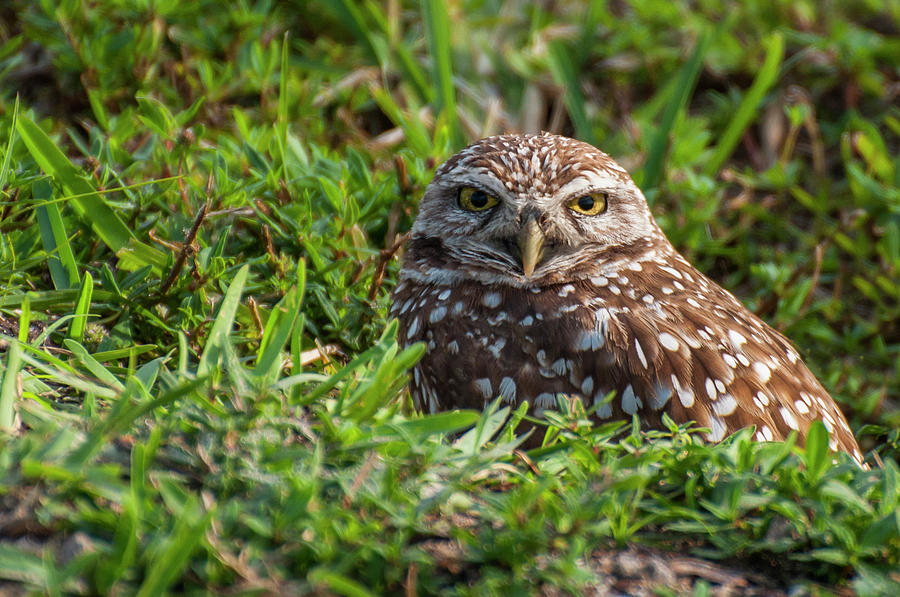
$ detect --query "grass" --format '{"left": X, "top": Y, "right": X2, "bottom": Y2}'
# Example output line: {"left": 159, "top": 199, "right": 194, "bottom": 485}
{"left": 0, "top": 0, "right": 899, "bottom": 594}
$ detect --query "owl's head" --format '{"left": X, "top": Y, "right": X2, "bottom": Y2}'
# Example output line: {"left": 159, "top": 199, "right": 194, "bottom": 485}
{"left": 407, "top": 133, "right": 662, "bottom": 287}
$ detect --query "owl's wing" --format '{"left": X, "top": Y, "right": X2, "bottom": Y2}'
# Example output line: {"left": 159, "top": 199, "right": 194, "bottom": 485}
{"left": 587, "top": 266, "right": 862, "bottom": 463}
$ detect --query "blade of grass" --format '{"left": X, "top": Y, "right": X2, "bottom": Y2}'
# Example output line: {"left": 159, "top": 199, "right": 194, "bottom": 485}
{"left": 308, "top": 569, "right": 379, "bottom": 597}
{"left": 134, "top": 497, "right": 213, "bottom": 597}
{"left": 547, "top": 40, "right": 594, "bottom": 146}
{"left": 0, "top": 94, "right": 18, "bottom": 192}
{"left": 372, "top": 410, "right": 480, "bottom": 440}
{"left": 331, "top": 0, "right": 381, "bottom": 66}
{"left": 0, "top": 340, "right": 22, "bottom": 429}
{"left": 275, "top": 31, "right": 292, "bottom": 183}
{"left": 34, "top": 179, "right": 78, "bottom": 289}
{"left": 63, "top": 339, "right": 124, "bottom": 391}
{"left": 18, "top": 294, "right": 30, "bottom": 343}
{"left": 358, "top": 0, "right": 431, "bottom": 102}
{"left": 804, "top": 420, "right": 829, "bottom": 484}
{"left": 16, "top": 116, "right": 167, "bottom": 272}
{"left": 421, "top": 0, "right": 463, "bottom": 147}
{"left": 254, "top": 286, "right": 301, "bottom": 380}
{"left": 703, "top": 32, "right": 784, "bottom": 177}
{"left": 639, "top": 28, "right": 713, "bottom": 192}
{"left": 369, "top": 85, "right": 432, "bottom": 156}
{"left": 197, "top": 264, "right": 250, "bottom": 378}
{"left": 0, "top": 544, "right": 44, "bottom": 587}
{"left": 68, "top": 272, "right": 93, "bottom": 342}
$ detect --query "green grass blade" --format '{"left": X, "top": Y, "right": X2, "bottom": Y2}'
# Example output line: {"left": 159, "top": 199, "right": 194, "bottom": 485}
{"left": 359, "top": 1, "right": 431, "bottom": 102}
{"left": 372, "top": 410, "right": 480, "bottom": 440}
{"left": 0, "top": 544, "right": 45, "bottom": 588}
{"left": 134, "top": 497, "right": 213, "bottom": 597}
{"left": 308, "top": 569, "right": 379, "bottom": 597}
{"left": 68, "top": 272, "right": 94, "bottom": 342}
{"left": 0, "top": 94, "right": 18, "bottom": 192}
{"left": 0, "top": 289, "right": 105, "bottom": 312}
{"left": 331, "top": 0, "right": 381, "bottom": 65}
{"left": 198, "top": 265, "right": 250, "bottom": 378}
{"left": 90, "top": 345, "right": 157, "bottom": 362}
{"left": 547, "top": 40, "right": 594, "bottom": 146}
{"left": 18, "top": 295, "right": 30, "bottom": 344}
{"left": 0, "top": 340, "right": 22, "bottom": 429}
{"left": 16, "top": 116, "right": 167, "bottom": 271}
{"left": 703, "top": 32, "right": 784, "bottom": 177}
{"left": 639, "top": 28, "right": 712, "bottom": 191}
{"left": 804, "top": 420, "right": 829, "bottom": 484}
{"left": 370, "top": 86, "right": 432, "bottom": 155}
{"left": 254, "top": 286, "right": 301, "bottom": 380}
{"left": 34, "top": 179, "right": 78, "bottom": 289}
{"left": 421, "top": 0, "right": 463, "bottom": 147}
{"left": 275, "top": 32, "right": 291, "bottom": 182}
{"left": 63, "top": 339, "right": 124, "bottom": 391}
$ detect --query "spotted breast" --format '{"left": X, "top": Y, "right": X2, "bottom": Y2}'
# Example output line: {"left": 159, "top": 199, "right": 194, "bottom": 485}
{"left": 391, "top": 132, "right": 863, "bottom": 465}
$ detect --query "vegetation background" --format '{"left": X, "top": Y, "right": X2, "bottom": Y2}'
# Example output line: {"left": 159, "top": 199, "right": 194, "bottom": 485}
{"left": 0, "top": 0, "right": 899, "bottom": 594}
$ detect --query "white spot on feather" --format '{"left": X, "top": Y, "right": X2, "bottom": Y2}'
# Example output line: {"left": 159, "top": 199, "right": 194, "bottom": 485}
{"left": 551, "top": 359, "right": 567, "bottom": 376}
{"left": 581, "top": 376, "right": 594, "bottom": 396}
{"left": 671, "top": 374, "right": 694, "bottom": 407}
{"left": 753, "top": 361, "right": 772, "bottom": 383}
{"left": 535, "top": 393, "right": 556, "bottom": 410}
{"left": 713, "top": 394, "right": 737, "bottom": 416}
{"left": 482, "top": 292, "right": 501, "bottom": 308}
{"left": 728, "top": 330, "right": 747, "bottom": 349}
{"left": 621, "top": 385, "right": 641, "bottom": 414}
{"left": 706, "top": 416, "right": 727, "bottom": 442}
{"left": 658, "top": 332, "right": 680, "bottom": 352}
{"left": 634, "top": 339, "right": 648, "bottom": 369}
{"left": 649, "top": 381, "right": 672, "bottom": 409}
{"left": 780, "top": 407, "right": 799, "bottom": 430}
{"left": 475, "top": 378, "right": 492, "bottom": 398}
{"left": 406, "top": 317, "right": 419, "bottom": 339}
{"left": 593, "top": 391, "right": 613, "bottom": 418}
{"left": 498, "top": 377, "right": 517, "bottom": 402}
{"left": 659, "top": 266, "right": 683, "bottom": 279}
{"left": 558, "top": 284, "right": 575, "bottom": 297}
{"left": 428, "top": 306, "right": 447, "bottom": 324}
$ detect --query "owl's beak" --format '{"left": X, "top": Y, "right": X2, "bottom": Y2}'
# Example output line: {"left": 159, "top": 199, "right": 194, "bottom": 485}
{"left": 519, "top": 217, "right": 545, "bottom": 278}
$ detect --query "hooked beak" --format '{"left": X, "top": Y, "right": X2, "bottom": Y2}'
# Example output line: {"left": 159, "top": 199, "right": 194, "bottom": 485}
{"left": 518, "top": 216, "right": 546, "bottom": 278}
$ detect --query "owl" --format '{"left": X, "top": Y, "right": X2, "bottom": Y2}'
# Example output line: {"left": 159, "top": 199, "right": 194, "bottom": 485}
{"left": 390, "top": 133, "right": 863, "bottom": 465}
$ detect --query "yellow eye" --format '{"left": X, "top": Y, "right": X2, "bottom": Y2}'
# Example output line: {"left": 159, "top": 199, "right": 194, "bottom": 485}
{"left": 458, "top": 187, "right": 499, "bottom": 212}
{"left": 566, "top": 192, "right": 608, "bottom": 216}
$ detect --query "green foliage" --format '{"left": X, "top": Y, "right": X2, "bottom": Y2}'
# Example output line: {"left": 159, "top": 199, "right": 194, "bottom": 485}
{"left": 0, "top": 0, "right": 898, "bottom": 594}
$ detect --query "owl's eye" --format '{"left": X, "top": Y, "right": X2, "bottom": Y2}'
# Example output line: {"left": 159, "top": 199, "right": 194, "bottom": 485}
{"left": 567, "top": 192, "right": 608, "bottom": 216}
{"left": 458, "top": 187, "right": 499, "bottom": 212}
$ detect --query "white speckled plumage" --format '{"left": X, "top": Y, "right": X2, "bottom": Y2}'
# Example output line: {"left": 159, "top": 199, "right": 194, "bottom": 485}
{"left": 392, "top": 132, "right": 863, "bottom": 465}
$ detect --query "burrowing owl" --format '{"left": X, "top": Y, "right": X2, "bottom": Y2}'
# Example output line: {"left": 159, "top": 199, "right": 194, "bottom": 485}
{"left": 390, "top": 133, "right": 862, "bottom": 464}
